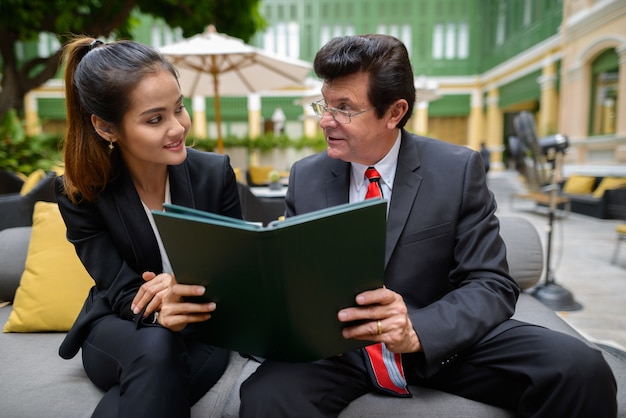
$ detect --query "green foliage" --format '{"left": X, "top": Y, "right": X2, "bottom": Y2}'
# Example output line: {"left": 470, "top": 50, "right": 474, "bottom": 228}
{"left": 0, "top": 110, "right": 62, "bottom": 174}
{"left": 138, "top": 0, "right": 266, "bottom": 41}
{"left": 189, "top": 133, "right": 327, "bottom": 153}
{"left": 0, "top": 0, "right": 266, "bottom": 120}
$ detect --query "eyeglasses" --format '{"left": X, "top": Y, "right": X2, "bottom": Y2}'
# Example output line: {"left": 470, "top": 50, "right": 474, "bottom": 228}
{"left": 310, "top": 100, "right": 375, "bottom": 124}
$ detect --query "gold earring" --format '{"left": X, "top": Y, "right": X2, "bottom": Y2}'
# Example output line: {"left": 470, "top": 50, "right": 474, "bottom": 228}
{"left": 108, "top": 140, "right": 114, "bottom": 151}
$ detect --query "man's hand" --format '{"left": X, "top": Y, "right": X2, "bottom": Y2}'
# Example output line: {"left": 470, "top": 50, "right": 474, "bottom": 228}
{"left": 338, "top": 287, "right": 421, "bottom": 353}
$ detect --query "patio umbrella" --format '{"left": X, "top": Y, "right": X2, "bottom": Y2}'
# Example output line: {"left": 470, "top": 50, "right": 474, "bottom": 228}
{"left": 159, "top": 26, "right": 312, "bottom": 153}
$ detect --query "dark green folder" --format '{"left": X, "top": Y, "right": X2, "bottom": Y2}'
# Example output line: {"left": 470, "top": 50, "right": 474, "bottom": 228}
{"left": 152, "top": 199, "right": 386, "bottom": 362}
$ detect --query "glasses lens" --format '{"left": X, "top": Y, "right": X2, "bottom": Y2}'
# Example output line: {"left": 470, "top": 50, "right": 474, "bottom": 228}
{"left": 311, "top": 101, "right": 351, "bottom": 124}
{"left": 311, "top": 102, "right": 324, "bottom": 117}
{"left": 333, "top": 110, "right": 350, "bottom": 124}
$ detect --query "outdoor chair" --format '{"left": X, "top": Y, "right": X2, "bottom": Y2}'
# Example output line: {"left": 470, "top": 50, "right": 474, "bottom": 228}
{"left": 246, "top": 165, "right": 274, "bottom": 187}
{"left": 236, "top": 182, "right": 285, "bottom": 226}
{"left": 611, "top": 224, "right": 626, "bottom": 264}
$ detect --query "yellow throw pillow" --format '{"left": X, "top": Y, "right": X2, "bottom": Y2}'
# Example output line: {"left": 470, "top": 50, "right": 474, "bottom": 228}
{"left": 3, "top": 202, "right": 93, "bottom": 332}
{"left": 233, "top": 167, "right": 243, "bottom": 183}
{"left": 19, "top": 169, "right": 46, "bottom": 195}
{"left": 592, "top": 177, "right": 626, "bottom": 198}
{"left": 562, "top": 175, "right": 596, "bottom": 195}
{"left": 248, "top": 165, "right": 274, "bottom": 185}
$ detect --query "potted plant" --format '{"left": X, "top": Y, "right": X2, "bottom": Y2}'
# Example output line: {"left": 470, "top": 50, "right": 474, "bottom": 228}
{"left": 268, "top": 169, "right": 282, "bottom": 190}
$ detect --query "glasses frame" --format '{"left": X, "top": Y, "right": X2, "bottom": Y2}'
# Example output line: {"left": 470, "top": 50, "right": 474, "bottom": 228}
{"left": 311, "top": 100, "right": 375, "bottom": 124}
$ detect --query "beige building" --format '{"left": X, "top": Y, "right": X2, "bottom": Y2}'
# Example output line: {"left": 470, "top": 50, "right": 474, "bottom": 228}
{"left": 22, "top": 0, "right": 626, "bottom": 172}
{"left": 405, "top": 0, "right": 626, "bottom": 171}
{"left": 559, "top": 0, "right": 626, "bottom": 167}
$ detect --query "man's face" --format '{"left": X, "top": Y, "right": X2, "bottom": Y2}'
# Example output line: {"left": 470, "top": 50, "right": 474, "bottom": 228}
{"left": 320, "top": 72, "right": 398, "bottom": 165}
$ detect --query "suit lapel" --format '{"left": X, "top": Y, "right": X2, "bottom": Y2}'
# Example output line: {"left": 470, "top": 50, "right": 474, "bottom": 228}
{"left": 386, "top": 131, "right": 422, "bottom": 267}
{"left": 107, "top": 160, "right": 195, "bottom": 274}
{"left": 108, "top": 167, "right": 163, "bottom": 273}
{"left": 325, "top": 159, "right": 351, "bottom": 207}
{"left": 169, "top": 163, "right": 194, "bottom": 207}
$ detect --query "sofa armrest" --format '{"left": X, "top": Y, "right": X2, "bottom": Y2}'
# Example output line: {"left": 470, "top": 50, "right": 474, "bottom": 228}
{"left": 0, "top": 194, "right": 35, "bottom": 231}
{"left": 0, "top": 226, "right": 31, "bottom": 302}
{"left": 498, "top": 216, "right": 543, "bottom": 290}
{"left": 0, "top": 170, "right": 25, "bottom": 194}
{"left": 0, "top": 172, "right": 57, "bottom": 231}
{"left": 605, "top": 187, "right": 626, "bottom": 220}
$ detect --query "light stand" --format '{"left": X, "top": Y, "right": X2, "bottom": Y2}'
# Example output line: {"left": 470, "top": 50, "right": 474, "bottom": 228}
{"left": 530, "top": 149, "right": 582, "bottom": 311}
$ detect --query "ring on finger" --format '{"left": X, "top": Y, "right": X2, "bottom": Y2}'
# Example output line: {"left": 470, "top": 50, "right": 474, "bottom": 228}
{"left": 377, "top": 320, "right": 383, "bottom": 335}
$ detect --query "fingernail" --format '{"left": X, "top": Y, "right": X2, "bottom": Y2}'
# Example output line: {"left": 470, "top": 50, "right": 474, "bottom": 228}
{"left": 131, "top": 305, "right": 139, "bottom": 314}
{"left": 196, "top": 286, "right": 206, "bottom": 295}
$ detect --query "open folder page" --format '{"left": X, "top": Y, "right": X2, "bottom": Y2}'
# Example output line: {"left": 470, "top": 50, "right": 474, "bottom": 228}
{"left": 152, "top": 199, "right": 386, "bottom": 362}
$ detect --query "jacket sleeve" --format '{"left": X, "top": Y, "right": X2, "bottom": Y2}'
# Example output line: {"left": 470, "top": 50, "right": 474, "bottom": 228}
{"left": 401, "top": 151, "right": 519, "bottom": 378}
{"left": 55, "top": 179, "right": 146, "bottom": 322}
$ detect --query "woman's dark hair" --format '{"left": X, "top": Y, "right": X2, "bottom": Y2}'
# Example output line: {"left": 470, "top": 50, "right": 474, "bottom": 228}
{"left": 313, "top": 34, "right": 416, "bottom": 128}
{"left": 61, "top": 36, "right": 179, "bottom": 203}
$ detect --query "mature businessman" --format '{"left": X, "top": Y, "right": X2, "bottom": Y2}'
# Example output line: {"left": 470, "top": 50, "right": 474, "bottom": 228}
{"left": 240, "top": 34, "right": 617, "bottom": 418}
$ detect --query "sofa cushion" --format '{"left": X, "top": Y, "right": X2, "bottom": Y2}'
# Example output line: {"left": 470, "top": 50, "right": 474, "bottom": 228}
{"left": 0, "top": 227, "right": 31, "bottom": 302}
{"left": 19, "top": 169, "right": 46, "bottom": 195}
{"left": 593, "top": 177, "right": 626, "bottom": 198}
{"left": 562, "top": 175, "right": 596, "bottom": 194}
{"left": 0, "top": 306, "right": 103, "bottom": 418}
{"left": 3, "top": 202, "right": 93, "bottom": 332}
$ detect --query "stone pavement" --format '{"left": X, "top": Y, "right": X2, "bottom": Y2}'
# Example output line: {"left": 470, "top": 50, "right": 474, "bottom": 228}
{"left": 488, "top": 170, "right": 626, "bottom": 351}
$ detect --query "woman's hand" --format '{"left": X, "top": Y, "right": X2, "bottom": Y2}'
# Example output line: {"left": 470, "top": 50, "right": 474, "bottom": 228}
{"left": 157, "top": 279, "right": 216, "bottom": 332}
{"left": 131, "top": 271, "right": 173, "bottom": 318}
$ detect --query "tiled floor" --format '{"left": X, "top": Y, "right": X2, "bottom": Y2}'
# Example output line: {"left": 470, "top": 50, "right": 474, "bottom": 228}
{"left": 489, "top": 170, "right": 626, "bottom": 351}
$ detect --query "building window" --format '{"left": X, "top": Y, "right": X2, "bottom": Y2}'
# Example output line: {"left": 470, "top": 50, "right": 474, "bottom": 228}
{"left": 590, "top": 49, "right": 619, "bottom": 136}
{"left": 457, "top": 22, "right": 469, "bottom": 59}
{"left": 496, "top": 2, "right": 506, "bottom": 46}
{"left": 445, "top": 23, "right": 456, "bottom": 59}
{"left": 319, "top": 25, "right": 356, "bottom": 47}
{"left": 432, "top": 22, "right": 468, "bottom": 60}
{"left": 321, "top": 26, "right": 331, "bottom": 47}
{"left": 592, "top": 72, "right": 618, "bottom": 135}
{"left": 433, "top": 24, "right": 444, "bottom": 59}
{"left": 402, "top": 25, "right": 412, "bottom": 56}
{"left": 523, "top": 0, "right": 532, "bottom": 26}
{"left": 263, "top": 23, "right": 300, "bottom": 59}
{"left": 151, "top": 25, "right": 182, "bottom": 48}
{"left": 37, "top": 33, "right": 60, "bottom": 57}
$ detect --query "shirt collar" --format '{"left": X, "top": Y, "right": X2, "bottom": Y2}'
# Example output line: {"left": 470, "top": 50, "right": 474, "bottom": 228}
{"left": 351, "top": 131, "right": 402, "bottom": 193}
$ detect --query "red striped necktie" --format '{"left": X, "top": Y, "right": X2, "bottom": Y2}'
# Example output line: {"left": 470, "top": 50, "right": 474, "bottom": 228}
{"left": 365, "top": 167, "right": 383, "bottom": 199}
{"left": 362, "top": 167, "right": 410, "bottom": 396}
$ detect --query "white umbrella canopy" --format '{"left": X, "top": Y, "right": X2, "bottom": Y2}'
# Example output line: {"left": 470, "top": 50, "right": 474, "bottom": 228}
{"left": 159, "top": 26, "right": 312, "bottom": 153}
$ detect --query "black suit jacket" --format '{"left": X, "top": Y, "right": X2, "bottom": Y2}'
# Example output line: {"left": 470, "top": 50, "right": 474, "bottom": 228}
{"left": 55, "top": 148, "right": 242, "bottom": 359}
{"left": 285, "top": 130, "right": 520, "bottom": 378}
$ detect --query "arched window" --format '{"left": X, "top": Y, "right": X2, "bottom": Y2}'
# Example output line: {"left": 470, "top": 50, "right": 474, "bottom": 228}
{"left": 589, "top": 49, "right": 619, "bottom": 136}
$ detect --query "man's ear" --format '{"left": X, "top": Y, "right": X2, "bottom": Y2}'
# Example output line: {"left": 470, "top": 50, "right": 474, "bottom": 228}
{"left": 386, "top": 100, "right": 409, "bottom": 129}
{"left": 91, "top": 114, "right": 117, "bottom": 142}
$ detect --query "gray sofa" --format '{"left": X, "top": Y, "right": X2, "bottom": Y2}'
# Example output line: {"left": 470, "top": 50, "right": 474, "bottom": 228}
{"left": 1, "top": 216, "right": 624, "bottom": 417}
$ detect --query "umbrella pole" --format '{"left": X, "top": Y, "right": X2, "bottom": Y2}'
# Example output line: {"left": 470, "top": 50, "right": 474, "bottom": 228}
{"left": 212, "top": 64, "right": 224, "bottom": 154}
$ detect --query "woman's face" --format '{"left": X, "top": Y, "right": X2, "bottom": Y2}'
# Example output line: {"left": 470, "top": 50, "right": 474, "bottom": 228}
{"left": 114, "top": 69, "right": 190, "bottom": 172}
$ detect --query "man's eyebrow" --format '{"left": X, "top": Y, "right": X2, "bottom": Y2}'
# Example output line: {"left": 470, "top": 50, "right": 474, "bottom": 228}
{"left": 327, "top": 96, "right": 354, "bottom": 106}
